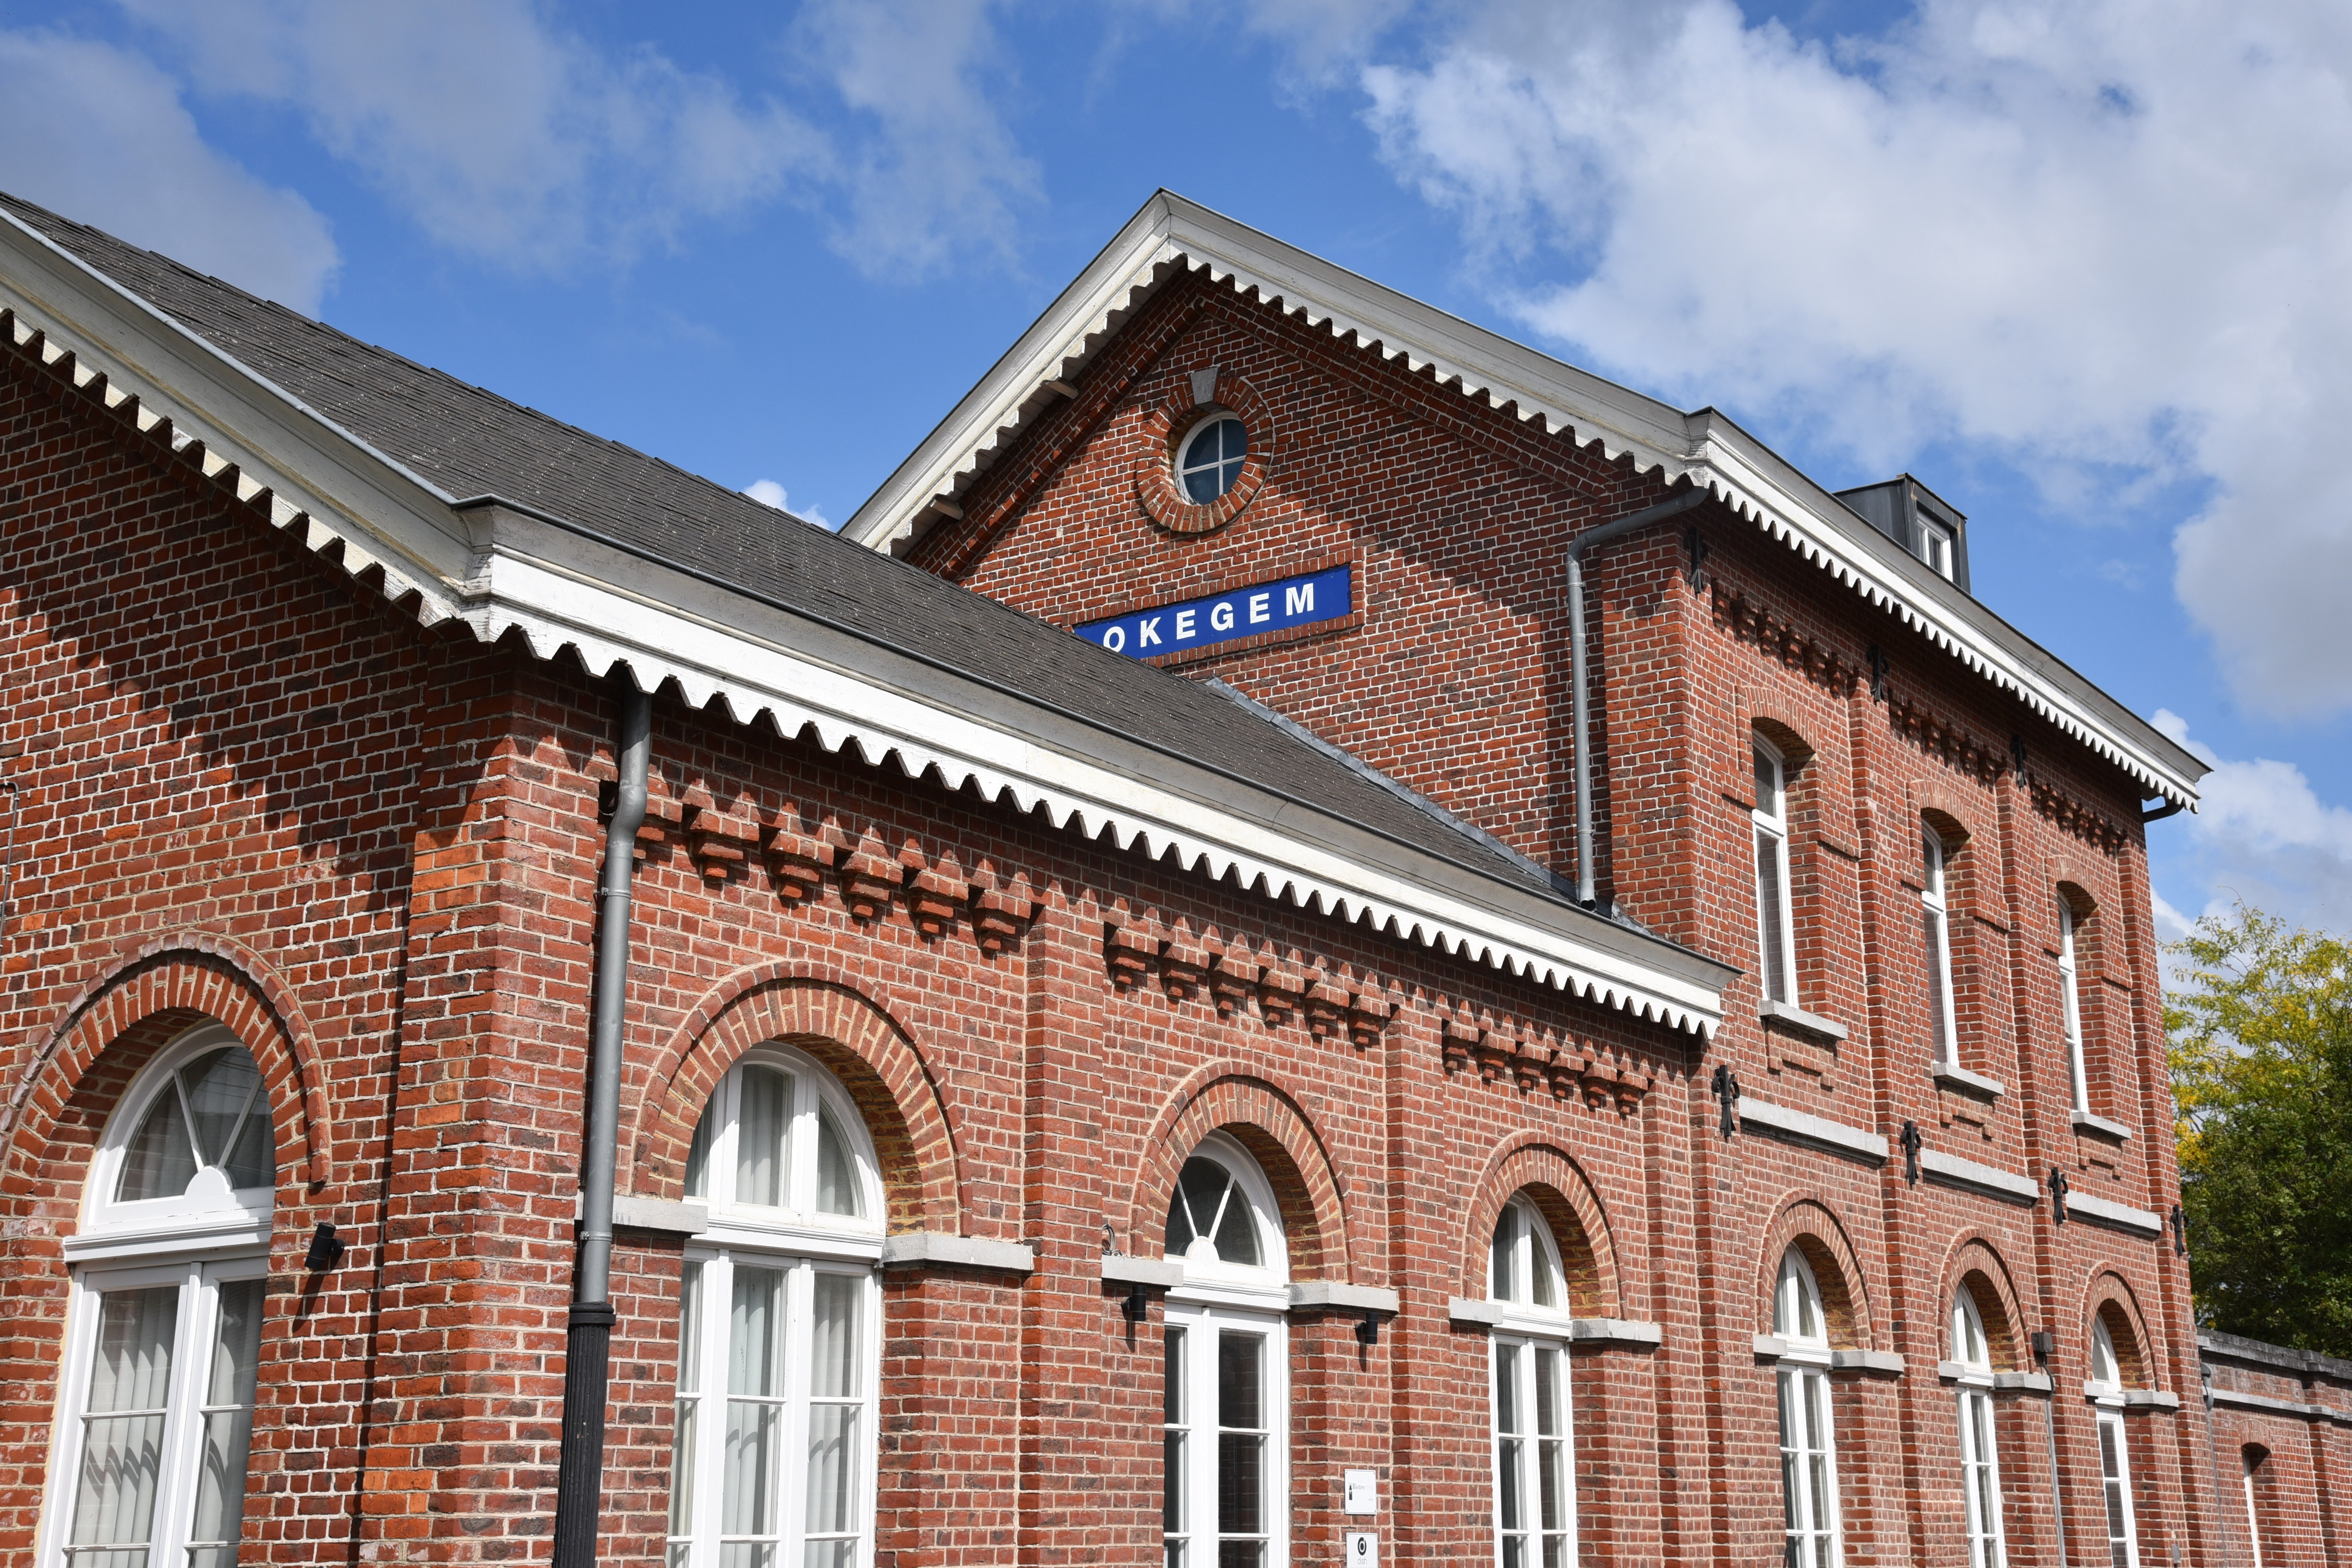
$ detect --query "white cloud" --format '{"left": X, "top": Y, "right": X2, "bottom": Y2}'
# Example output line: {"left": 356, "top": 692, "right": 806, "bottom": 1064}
{"left": 2148, "top": 709, "right": 2352, "bottom": 936}
{"left": 0, "top": 28, "right": 337, "bottom": 312}
{"left": 743, "top": 480, "right": 826, "bottom": 528}
{"left": 1350, "top": 0, "right": 2352, "bottom": 717}
{"left": 115, "top": 0, "right": 1037, "bottom": 281}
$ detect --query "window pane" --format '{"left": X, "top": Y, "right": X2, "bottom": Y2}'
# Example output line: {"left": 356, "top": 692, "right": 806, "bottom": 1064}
{"left": 1498, "top": 1434, "right": 1524, "bottom": 1529}
{"left": 1165, "top": 1328, "right": 1185, "bottom": 1425}
{"left": 1491, "top": 1213, "right": 1517, "bottom": 1304}
{"left": 734, "top": 1069, "right": 791, "bottom": 1208}
{"left": 1754, "top": 746, "right": 1777, "bottom": 815}
{"left": 808, "top": 1275, "right": 861, "bottom": 1400}
{"left": 1184, "top": 466, "right": 1221, "bottom": 504}
{"left": 1216, "top": 1544, "right": 1263, "bottom": 1568}
{"left": 1210, "top": 1185, "right": 1259, "bottom": 1268}
{"left": 1756, "top": 831, "right": 1788, "bottom": 1005}
{"left": 1217, "top": 1333, "right": 1262, "bottom": 1432}
{"left": 803, "top": 1541, "right": 854, "bottom": 1568}
{"left": 1174, "top": 1160, "right": 1229, "bottom": 1256}
{"left": 219, "top": 1110, "right": 272, "bottom": 1193}
{"left": 1494, "top": 1343, "right": 1521, "bottom": 1436}
{"left": 1925, "top": 910, "right": 1951, "bottom": 1062}
{"left": 1535, "top": 1348, "right": 1562, "bottom": 1438}
{"left": 117, "top": 1093, "right": 199, "bottom": 1203}
{"left": 814, "top": 1104, "right": 862, "bottom": 1218}
{"left": 71, "top": 1287, "right": 180, "bottom": 1565}
{"left": 178, "top": 1051, "right": 259, "bottom": 1169}
{"left": 802, "top": 1405, "right": 856, "bottom": 1534}
{"left": 1164, "top": 1431, "right": 1185, "bottom": 1534}
{"left": 721, "top": 1401, "right": 781, "bottom": 1539}
{"left": 1165, "top": 1190, "right": 1196, "bottom": 1256}
{"left": 728, "top": 1267, "right": 785, "bottom": 1398}
{"left": 187, "top": 1280, "right": 264, "bottom": 1561}
{"left": 669, "top": 1400, "right": 699, "bottom": 1541}
{"left": 685, "top": 1106, "right": 713, "bottom": 1199}
{"left": 1216, "top": 1434, "right": 1263, "bottom": 1535}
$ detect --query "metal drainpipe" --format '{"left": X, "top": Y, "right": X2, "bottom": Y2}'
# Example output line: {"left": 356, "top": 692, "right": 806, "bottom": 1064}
{"left": 1566, "top": 489, "right": 1709, "bottom": 908}
{"left": 553, "top": 685, "right": 653, "bottom": 1568}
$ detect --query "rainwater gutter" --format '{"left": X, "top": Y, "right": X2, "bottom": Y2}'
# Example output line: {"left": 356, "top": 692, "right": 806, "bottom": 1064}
{"left": 553, "top": 684, "right": 653, "bottom": 1568}
{"left": 1567, "top": 489, "right": 1710, "bottom": 908}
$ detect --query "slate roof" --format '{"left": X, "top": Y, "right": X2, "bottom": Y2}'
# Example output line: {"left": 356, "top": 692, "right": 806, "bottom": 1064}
{"left": 0, "top": 191, "right": 1677, "bottom": 952}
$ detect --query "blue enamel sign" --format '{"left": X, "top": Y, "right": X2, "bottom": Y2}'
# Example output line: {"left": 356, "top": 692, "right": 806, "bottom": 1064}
{"left": 1076, "top": 565, "right": 1352, "bottom": 658}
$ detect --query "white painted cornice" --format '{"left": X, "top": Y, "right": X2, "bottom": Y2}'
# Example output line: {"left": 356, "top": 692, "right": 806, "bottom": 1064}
{"left": 842, "top": 190, "right": 2206, "bottom": 810}
{"left": 0, "top": 215, "right": 1728, "bottom": 1037}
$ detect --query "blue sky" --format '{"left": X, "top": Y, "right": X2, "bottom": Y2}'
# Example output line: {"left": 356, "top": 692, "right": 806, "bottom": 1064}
{"left": 5, "top": 0, "right": 2348, "bottom": 941}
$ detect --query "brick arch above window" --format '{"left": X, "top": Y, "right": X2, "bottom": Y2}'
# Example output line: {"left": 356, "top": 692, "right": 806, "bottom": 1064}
{"left": 1759, "top": 1195, "right": 1876, "bottom": 1351}
{"left": 2086, "top": 1270, "right": 2158, "bottom": 1389}
{"left": 1908, "top": 777, "right": 1982, "bottom": 845}
{"left": 1461, "top": 1135, "right": 1622, "bottom": 1317}
{"left": 2, "top": 933, "right": 332, "bottom": 1192}
{"left": 1131, "top": 370, "right": 1273, "bottom": 535}
{"left": 1940, "top": 1236, "right": 2029, "bottom": 1371}
{"left": 1126, "top": 1063, "right": 1355, "bottom": 1284}
{"left": 628, "top": 963, "right": 964, "bottom": 1237}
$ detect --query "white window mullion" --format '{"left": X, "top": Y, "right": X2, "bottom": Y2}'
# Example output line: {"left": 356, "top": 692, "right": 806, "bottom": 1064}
{"left": 1922, "top": 831, "right": 1959, "bottom": 1069}
{"left": 1753, "top": 741, "right": 1796, "bottom": 1006}
{"left": 2059, "top": 905, "right": 2089, "bottom": 1114}
{"left": 2097, "top": 1410, "right": 2139, "bottom": 1568}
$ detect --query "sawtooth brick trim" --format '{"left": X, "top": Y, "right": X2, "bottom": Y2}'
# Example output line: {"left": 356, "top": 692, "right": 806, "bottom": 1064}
{"left": 1132, "top": 369, "right": 1273, "bottom": 535}
{"left": 2, "top": 937, "right": 332, "bottom": 1189}
{"left": 627, "top": 965, "right": 964, "bottom": 1236}
{"left": 1125, "top": 1064, "right": 1355, "bottom": 1283}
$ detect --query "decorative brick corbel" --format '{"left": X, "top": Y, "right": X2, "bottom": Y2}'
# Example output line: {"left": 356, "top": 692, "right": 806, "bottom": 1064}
{"left": 764, "top": 823, "right": 841, "bottom": 905}
{"left": 1160, "top": 938, "right": 1209, "bottom": 1003}
{"left": 630, "top": 788, "right": 685, "bottom": 860}
{"left": 1441, "top": 1019, "right": 1481, "bottom": 1075}
{"left": 1511, "top": 1046, "right": 1548, "bottom": 1096}
{"left": 686, "top": 807, "right": 760, "bottom": 884}
{"left": 1209, "top": 949, "right": 1261, "bottom": 1018}
{"left": 971, "top": 881, "right": 1036, "bottom": 956}
{"left": 1304, "top": 978, "right": 1352, "bottom": 1042}
{"left": 1611, "top": 1058, "right": 1652, "bottom": 1113}
{"left": 837, "top": 847, "right": 901, "bottom": 924}
{"left": 1345, "top": 989, "right": 1394, "bottom": 1052}
{"left": 1258, "top": 969, "right": 1304, "bottom": 1025}
{"left": 1475, "top": 1035, "right": 1514, "bottom": 1086}
{"left": 1107, "top": 925, "right": 1158, "bottom": 992}
{"left": 902, "top": 863, "right": 969, "bottom": 940}
{"left": 1578, "top": 1055, "right": 1620, "bottom": 1110}
{"left": 1545, "top": 1059, "right": 1582, "bottom": 1101}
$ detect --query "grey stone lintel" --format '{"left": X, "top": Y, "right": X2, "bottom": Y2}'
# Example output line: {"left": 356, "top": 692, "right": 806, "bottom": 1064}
{"left": 1759, "top": 1000, "right": 1847, "bottom": 1043}
{"left": 610, "top": 1196, "right": 710, "bottom": 1235}
{"left": 1736, "top": 1096, "right": 1889, "bottom": 1165}
{"left": 1919, "top": 1149, "right": 2040, "bottom": 1205}
{"left": 879, "top": 1232, "right": 1036, "bottom": 1273}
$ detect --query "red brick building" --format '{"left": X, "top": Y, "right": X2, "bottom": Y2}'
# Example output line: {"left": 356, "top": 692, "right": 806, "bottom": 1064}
{"left": 0, "top": 183, "right": 2319, "bottom": 1568}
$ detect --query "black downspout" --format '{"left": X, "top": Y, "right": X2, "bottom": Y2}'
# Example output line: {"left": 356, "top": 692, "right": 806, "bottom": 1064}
{"left": 553, "top": 685, "right": 652, "bottom": 1568}
{"left": 1566, "top": 488, "right": 1709, "bottom": 908}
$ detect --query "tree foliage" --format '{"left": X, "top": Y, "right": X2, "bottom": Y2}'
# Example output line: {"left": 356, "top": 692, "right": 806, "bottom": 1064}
{"left": 2167, "top": 903, "right": 2352, "bottom": 1356}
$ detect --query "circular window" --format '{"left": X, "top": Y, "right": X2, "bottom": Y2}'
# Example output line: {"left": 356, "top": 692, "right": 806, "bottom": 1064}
{"left": 1175, "top": 414, "right": 1247, "bottom": 504}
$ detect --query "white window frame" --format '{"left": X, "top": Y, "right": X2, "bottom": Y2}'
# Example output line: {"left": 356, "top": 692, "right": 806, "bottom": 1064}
{"left": 41, "top": 1022, "right": 277, "bottom": 1568}
{"left": 2086, "top": 1318, "right": 2141, "bottom": 1568}
{"left": 1752, "top": 738, "right": 1797, "bottom": 1007}
{"left": 1773, "top": 1248, "right": 1842, "bottom": 1568}
{"left": 1162, "top": 1133, "right": 1290, "bottom": 1568}
{"left": 1950, "top": 1289, "right": 2006, "bottom": 1568}
{"left": 1922, "top": 829, "right": 1960, "bottom": 1069}
{"left": 1488, "top": 1197, "right": 1574, "bottom": 1568}
{"left": 1174, "top": 414, "right": 1248, "bottom": 504}
{"left": 1918, "top": 520, "right": 1955, "bottom": 579}
{"left": 2059, "top": 902, "right": 2090, "bottom": 1115}
{"left": 669, "top": 1046, "right": 886, "bottom": 1568}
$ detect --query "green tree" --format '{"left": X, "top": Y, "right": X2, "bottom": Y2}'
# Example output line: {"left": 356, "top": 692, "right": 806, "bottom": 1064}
{"left": 2168, "top": 903, "right": 2352, "bottom": 1356}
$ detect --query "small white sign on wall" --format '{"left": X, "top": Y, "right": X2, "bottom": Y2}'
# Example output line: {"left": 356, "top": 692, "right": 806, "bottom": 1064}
{"left": 1343, "top": 1469, "right": 1377, "bottom": 1516}
{"left": 1346, "top": 1531, "right": 1379, "bottom": 1566}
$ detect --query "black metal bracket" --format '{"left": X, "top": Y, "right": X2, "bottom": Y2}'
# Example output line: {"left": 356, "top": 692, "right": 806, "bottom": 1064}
{"left": 1123, "top": 1284, "right": 1150, "bottom": 1323}
{"left": 2032, "top": 1330, "right": 2056, "bottom": 1365}
{"left": 2048, "top": 1168, "right": 2070, "bottom": 1223}
{"left": 1355, "top": 1311, "right": 1382, "bottom": 1347}
{"left": 2010, "top": 734, "right": 2030, "bottom": 777}
{"left": 2170, "top": 1203, "right": 2189, "bottom": 1257}
{"left": 1710, "top": 1064, "right": 1741, "bottom": 1141}
{"left": 1898, "top": 1121, "right": 1922, "bottom": 1185}
{"left": 303, "top": 1221, "right": 346, "bottom": 1271}
{"left": 1867, "top": 644, "right": 1888, "bottom": 702}
{"left": 1683, "top": 525, "right": 1711, "bottom": 593}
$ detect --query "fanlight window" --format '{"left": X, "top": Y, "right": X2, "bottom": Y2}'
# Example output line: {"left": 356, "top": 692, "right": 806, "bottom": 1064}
{"left": 1176, "top": 414, "right": 1247, "bottom": 504}
{"left": 2089, "top": 1317, "right": 2124, "bottom": 1393}
{"left": 1162, "top": 1142, "right": 1281, "bottom": 1276}
{"left": 119, "top": 1044, "right": 272, "bottom": 1202}
{"left": 684, "top": 1052, "right": 877, "bottom": 1225}
{"left": 1774, "top": 1248, "right": 1828, "bottom": 1347}
{"left": 1489, "top": 1197, "right": 1564, "bottom": 1310}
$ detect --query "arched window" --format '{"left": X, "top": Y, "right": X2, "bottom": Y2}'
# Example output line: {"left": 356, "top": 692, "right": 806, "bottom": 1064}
{"left": 1922, "top": 826, "right": 1959, "bottom": 1069}
{"left": 1488, "top": 1196, "right": 1573, "bottom": 1568}
{"left": 2087, "top": 1315, "right": 2141, "bottom": 1568}
{"left": 1175, "top": 414, "right": 1248, "bottom": 504}
{"left": 1773, "top": 1248, "right": 1841, "bottom": 1568}
{"left": 667, "top": 1046, "right": 884, "bottom": 1568}
{"left": 44, "top": 1023, "right": 274, "bottom": 1568}
{"left": 1752, "top": 735, "right": 1797, "bottom": 1007}
{"left": 1950, "top": 1288, "right": 2006, "bottom": 1568}
{"left": 1161, "top": 1132, "right": 1288, "bottom": 1568}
